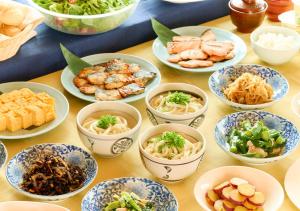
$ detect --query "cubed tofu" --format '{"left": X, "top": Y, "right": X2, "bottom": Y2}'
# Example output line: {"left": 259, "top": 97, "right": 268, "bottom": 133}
{"left": 25, "top": 105, "right": 45, "bottom": 126}
{"left": 5, "top": 111, "right": 22, "bottom": 132}
{"left": 14, "top": 109, "right": 33, "bottom": 129}
{"left": 4, "top": 102, "right": 20, "bottom": 112}
{"left": 19, "top": 88, "right": 35, "bottom": 98}
{"left": 34, "top": 101, "right": 56, "bottom": 122}
{"left": 36, "top": 92, "right": 55, "bottom": 106}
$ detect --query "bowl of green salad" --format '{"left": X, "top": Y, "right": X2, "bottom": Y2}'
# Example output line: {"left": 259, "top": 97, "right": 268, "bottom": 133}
{"left": 28, "top": 0, "right": 139, "bottom": 35}
{"left": 215, "top": 111, "right": 300, "bottom": 165}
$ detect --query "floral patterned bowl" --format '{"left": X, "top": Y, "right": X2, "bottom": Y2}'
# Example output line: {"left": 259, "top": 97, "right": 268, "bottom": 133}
{"left": 209, "top": 64, "right": 289, "bottom": 110}
{"left": 215, "top": 111, "right": 300, "bottom": 165}
{"left": 81, "top": 177, "right": 178, "bottom": 211}
{"left": 0, "top": 141, "right": 7, "bottom": 169}
{"left": 6, "top": 144, "right": 98, "bottom": 201}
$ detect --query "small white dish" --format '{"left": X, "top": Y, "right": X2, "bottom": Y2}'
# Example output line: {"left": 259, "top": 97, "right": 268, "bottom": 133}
{"left": 251, "top": 26, "right": 300, "bottom": 65}
{"left": 285, "top": 158, "right": 300, "bottom": 209}
{"left": 291, "top": 92, "right": 300, "bottom": 118}
{"left": 77, "top": 102, "right": 142, "bottom": 157}
{"left": 279, "top": 10, "right": 300, "bottom": 32}
{"left": 0, "top": 201, "right": 70, "bottom": 211}
{"left": 139, "top": 123, "right": 206, "bottom": 182}
{"left": 0, "top": 82, "right": 69, "bottom": 139}
{"left": 145, "top": 83, "right": 208, "bottom": 128}
{"left": 194, "top": 166, "right": 285, "bottom": 211}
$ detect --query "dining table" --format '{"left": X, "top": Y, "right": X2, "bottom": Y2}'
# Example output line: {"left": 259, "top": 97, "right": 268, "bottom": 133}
{"left": 0, "top": 15, "right": 299, "bottom": 211}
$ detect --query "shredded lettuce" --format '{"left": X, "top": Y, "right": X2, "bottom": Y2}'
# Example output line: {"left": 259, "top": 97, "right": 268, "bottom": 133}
{"left": 33, "top": 0, "right": 134, "bottom": 15}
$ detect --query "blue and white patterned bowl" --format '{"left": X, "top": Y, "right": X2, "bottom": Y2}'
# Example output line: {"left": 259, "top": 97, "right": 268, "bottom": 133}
{"left": 6, "top": 144, "right": 98, "bottom": 201}
{"left": 215, "top": 111, "right": 300, "bottom": 165}
{"left": 208, "top": 64, "right": 289, "bottom": 110}
{"left": 0, "top": 141, "right": 7, "bottom": 169}
{"left": 81, "top": 177, "right": 178, "bottom": 211}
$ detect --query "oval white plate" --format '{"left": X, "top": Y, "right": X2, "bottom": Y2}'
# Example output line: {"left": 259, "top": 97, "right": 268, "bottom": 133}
{"left": 0, "top": 82, "right": 69, "bottom": 139}
{"left": 152, "top": 26, "right": 247, "bottom": 73}
{"left": 0, "top": 201, "right": 70, "bottom": 211}
{"left": 194, "top": 166, "right": 284, "bottom": 211}
{"left": 285, "top": 158, "right": 300, "bottom": 209}
{"left": 61, "top": 53, "right": 161, "bottom": 103}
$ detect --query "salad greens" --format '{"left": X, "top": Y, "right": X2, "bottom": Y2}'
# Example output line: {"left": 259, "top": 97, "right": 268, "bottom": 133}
{"left": 97, "top": 115, "right": 117, "bottom": 129}
{"left": 104, "top": 191, "right": 155, "bottom": 211}
{"left": 33, "top": 0, "right": 134, "bottom": 15}
{"left": 227, "top": 120, "right": 286, "bottom": 158}
{"left": 166, "top": 91, "right": 191, "bottom": 105}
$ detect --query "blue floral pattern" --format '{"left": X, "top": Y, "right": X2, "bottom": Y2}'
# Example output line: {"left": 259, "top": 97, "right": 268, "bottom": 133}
{"left": 209, "top": 64, "right": 289, "bottom": 110}
{"left": 215, "top": 111, "right": 300, "bottom": 163}
{"left": 81, "top": 177, "right": 178, "bottom": 211}
{"left": 0, "top": 142, "right": 7, "bottom": 169}
{"left": 6, "top": 144, "right": 98, "bottom": 200}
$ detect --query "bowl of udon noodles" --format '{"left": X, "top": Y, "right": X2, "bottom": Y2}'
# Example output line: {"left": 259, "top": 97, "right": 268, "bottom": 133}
{"left": 139, "top": 123, "right": 206, "bottom": 182}
{"left": 209, "top": 64, "right": 289, "bottom": 110}
{"left": 145, "top": 83, "right": 208, "bottom": 128}
{"left": 76, "top": 102, "right": 142, "bottom": 157}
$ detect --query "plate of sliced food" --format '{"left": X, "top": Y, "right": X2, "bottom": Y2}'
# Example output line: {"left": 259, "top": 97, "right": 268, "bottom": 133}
{"left": 0, "top": 82, "right": 69, "bottom": 139}
{"left": 151, "top": 19, "right": 247, "bottom": 72}
{"left": 60, "top": 45, "right": 161, "bottom": 103}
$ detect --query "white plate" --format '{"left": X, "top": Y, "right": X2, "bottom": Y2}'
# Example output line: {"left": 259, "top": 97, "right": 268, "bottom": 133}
{"left": 291, "top": 92, "right": 300, "bottom": 118}
{"left": 152, "top": 26, "right": 247, "bottom": 73}
{"left": 285, "top": 158, "right": 300, "bottom": 209}
{"left": 194, "top": 166, "right": 284, "bottom": 211}
{"left": 0, "top": 201, "right": 69, "bottom": 211}
{"left": 0, "top": 82, "right": 69, "bottom": 139}
{"left": 61, "top": 53, "right": 161, "bottom": 103}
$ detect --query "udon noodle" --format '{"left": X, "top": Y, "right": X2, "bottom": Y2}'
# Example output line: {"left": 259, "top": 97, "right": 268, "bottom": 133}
{"left": 223, "top": 72, "right": 274, "bottom": 105}
{"left": 82, "top": 114, "right": 130, "bottom": 135}
{"left": 150, "top": 91, "right": 203, "bottom": 115}
{"left": 143, "top": 131, "right": 202, "bottom": 160}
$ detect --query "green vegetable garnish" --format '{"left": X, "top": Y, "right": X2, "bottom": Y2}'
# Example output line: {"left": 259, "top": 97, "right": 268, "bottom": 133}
{"left": 97, "top": 115, "right": 117, "bottom": 129}
{"left": 227, "top": 120, "right": 286, "bottom": 158}
{"left": 167, "top": 91, "right": 191, "bottom": 105}
{"left": 160, "top": 131, "right": 185, "bottom": 148}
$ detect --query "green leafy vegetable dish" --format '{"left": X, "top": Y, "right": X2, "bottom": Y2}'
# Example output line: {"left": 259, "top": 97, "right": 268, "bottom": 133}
{"left": 104, "top": 191, "right": 155, "bottom": 211}
{"left": 33, "top": 0, "right": 134, "bottom": 15}
{"left": 228, "top": 120, "right": 287, "bottom": 158}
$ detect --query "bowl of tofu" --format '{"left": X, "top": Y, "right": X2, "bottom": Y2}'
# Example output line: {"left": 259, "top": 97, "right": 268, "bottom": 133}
{"left": 0, "top": 82, "right": 69, "bottom": 139}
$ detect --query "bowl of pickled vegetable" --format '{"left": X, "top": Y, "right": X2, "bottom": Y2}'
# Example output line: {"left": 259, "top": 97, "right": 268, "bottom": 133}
{"left": 215, "top": 111, "right": 300, "bottom": 165}
{"left": 28, "top": 0, "right": 139, "bottom": 35}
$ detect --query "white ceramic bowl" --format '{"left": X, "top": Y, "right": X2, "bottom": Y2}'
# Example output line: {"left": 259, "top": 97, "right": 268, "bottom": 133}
{"left": 139, "top": 124, "right": 206, "bottom": 182}
{"left": 284, "top": 158, "right": 300, "bottom": 209}
{"left": 77, "top": 102, "right": 142, "bottom": 157}
{"left": 251, "top": 26, "right": 300, "bottom": 65}
{"left": 145, "top": 83, "right": 208, "bottom": 128}
{"left": 194, "top": 166, "right": 285, "bottom": 211}
{"left": 0, "top": 201, "right": 69, "bottom": 211}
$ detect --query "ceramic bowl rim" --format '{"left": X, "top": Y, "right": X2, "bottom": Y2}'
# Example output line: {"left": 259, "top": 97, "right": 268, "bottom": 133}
{"left": 291, "top": 92, "right": 300, "bottom": 118}
{"left": 145, "top": 83, "right": 208, "bottom": 120}
{"left": 228, "top": 1, "right": 268, "bottom": 15}
{"left": 214, "top": 111, "right": 300, "bottom": 163}
{"left": 5, "top": 143, "right": 98, "bottom": 200}
{"left": 194, "top": 165, "right": 284, "bottom": 211}
{"left": 76, "top": 101, "right": 142, "bottom": 140}
{"left": 138, "top": 123, "right": 206, "bottom": 165}
{"left": 250, "top": 25, "right": 300, "bottom": 52}
{"left": 81, "top": 176, "right": 179, "bottom": 210}
{"left": 0, "top": 141, "right": 8, "bottom": 169}
{"left": 28, "top": 0, "right": 139, "bottom": 19}
{"left": 208, "top": 64, "right": 289, "bottom": 110}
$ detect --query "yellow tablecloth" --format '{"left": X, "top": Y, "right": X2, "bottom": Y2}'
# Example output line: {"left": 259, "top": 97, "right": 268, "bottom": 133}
{"left": 0, "top": 16, "right": 299, "bottom": 211}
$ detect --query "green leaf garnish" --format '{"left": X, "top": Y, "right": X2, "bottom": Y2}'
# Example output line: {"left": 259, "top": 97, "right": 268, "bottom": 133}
{"left": 97, "top": 115, "right": 117, "bottom": 129}
{"left": 60, "top": 43, "right": 91, "bottom": 75}
{"left": 151, "top": 18, "right": 179, "bottom": 47}
{"left": 160, "top": 131, "right": 185, "bottom": 148}
{"left": 167, "top": 91, "right": 191, "bottom": 105}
